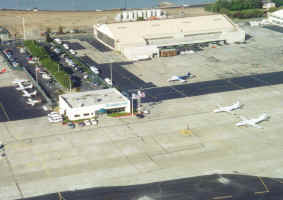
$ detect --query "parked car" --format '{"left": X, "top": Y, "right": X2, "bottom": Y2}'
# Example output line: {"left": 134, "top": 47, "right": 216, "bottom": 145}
{"left": 63, "top": 43, "right": 69, "bottom": 50}
{"left": 91, "top": 118, "right": 97, "bottom": 125}
{"left": 90, "top": 66, "right": 99, "bottom": 74}
{"left": 54, "top": 48, "right": 61, "bottom": 54}
{"left": 69, "top": 49, "right": 76, "bottom": 55}
{"left": 136, "top": 113, "right": 144, "bottom": 119}
{"left": 54, "top": 38, "right": 62, "bottom": 44}
{"left": 11, "top": 61, "right": 19, "bottom": 68}
{"left": 84, "top": 120, "right": 91, "bottom": 126}
{"left": 104, "top": 78, "right": 112, "bottom": 86}
{"left": 67, "top": 122, "right": 75, "bottom": 128}
{"left": 78, "top": 122, "right": 85, "bottom": 127}
{"left": 41, "top": 73, "right": 52, "bottom": 80}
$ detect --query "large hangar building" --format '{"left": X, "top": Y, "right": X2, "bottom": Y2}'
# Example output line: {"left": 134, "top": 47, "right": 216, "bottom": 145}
{"left": 94, "top": 14, "right": 245, "bottom": 61}
{"left": 268, "top": 9, "right": 283, "bottom": 27}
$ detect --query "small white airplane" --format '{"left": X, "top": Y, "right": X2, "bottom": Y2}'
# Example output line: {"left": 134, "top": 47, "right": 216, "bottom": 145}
{"left": 168, "top": 76, "right": 186, "bottom": 83}
{"left": 26, "top": 98, "right": 41, "bottom": 106}
{"left": 21, "top": 90, "right": 37, "bottom": 97}
{"left": 236, "top": 113, "right": 269, "bottom": 128}
{"left": 16, "top": 83, "right": 33, "bottom": 91}
{"left": 214, "top": 101, "right": 241, "bottom": 113}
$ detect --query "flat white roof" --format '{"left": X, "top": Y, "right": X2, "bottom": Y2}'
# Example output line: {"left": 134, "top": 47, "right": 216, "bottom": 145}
{"left": 270, "top": 9, "right": 283, "bottom": 18}
{"left": 60, "top": 88, "right": 128, "bottom": 109}
{"left": 96, "top": 15, "right": 236, "bottom": 47}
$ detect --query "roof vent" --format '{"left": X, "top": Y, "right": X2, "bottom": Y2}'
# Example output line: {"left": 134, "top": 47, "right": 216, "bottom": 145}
{"left": 81, "top": 103, "right": 84, "bottom": 107}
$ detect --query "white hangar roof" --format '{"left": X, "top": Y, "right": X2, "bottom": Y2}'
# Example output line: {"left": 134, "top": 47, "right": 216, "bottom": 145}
{"left": 270, "top": 9, "right": 283, "bottom": 17}
{"left": 96, "top": 15, "right": 237, "bottom": 47}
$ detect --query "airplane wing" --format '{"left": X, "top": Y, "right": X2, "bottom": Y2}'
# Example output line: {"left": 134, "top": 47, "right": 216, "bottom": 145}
{"left": 251, "top": 124, "right": 262, "bottom": 129}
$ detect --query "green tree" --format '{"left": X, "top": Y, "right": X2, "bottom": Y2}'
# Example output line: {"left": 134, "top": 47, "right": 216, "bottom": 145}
{"left": 272, "top": 0, "right": 283, "bottom": 6}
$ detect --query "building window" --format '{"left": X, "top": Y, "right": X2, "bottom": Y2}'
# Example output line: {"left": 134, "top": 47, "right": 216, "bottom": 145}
{"left": 74, "top": 114, "right": 80, "bottom": 118}
{"left": 107, "top": 107, "right": 125, "bottom": 114}
{"left": 83, "top": 113, "right": 90, "bottom": 116}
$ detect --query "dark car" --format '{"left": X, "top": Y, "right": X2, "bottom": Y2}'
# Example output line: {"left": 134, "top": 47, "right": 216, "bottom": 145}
{"left": 67, "top": 122, "right": 75, "bottom": 129}
{"left": 136, "top": 113, "right": 144, "bottom": 119}
{"left": 78, "top": 122, "right": 85, "bottom": 127}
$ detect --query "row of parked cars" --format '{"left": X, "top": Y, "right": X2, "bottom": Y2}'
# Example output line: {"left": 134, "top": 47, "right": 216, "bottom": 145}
{"left": 54, "top": 38, "right": 76, "bottom": 55}
{"left": 2, "top": 49, "right": 20, "bottom": 68}
{"left": 48, "top": 111, "right": 99, "bottom": 129}
{"left": 53, "top": 38, "right": 113, "bottom": 88}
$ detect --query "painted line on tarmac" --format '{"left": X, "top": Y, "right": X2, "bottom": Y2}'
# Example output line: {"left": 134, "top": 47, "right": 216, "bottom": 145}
{"left": 0, "top": 102, "right": 9, "bottom": 121}
{"left": 255, "top": 176, "right": 269, "bottom": 194}
{"left": 212, "top": 195, "right": 232, "bottom": 200}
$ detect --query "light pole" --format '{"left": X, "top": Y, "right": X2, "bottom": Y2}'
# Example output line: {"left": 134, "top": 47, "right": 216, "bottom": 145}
{"left": 131, "top": 95, "right": 134, "bottom": 117}
{"left": 110, "top": 62, "right": 113, "bottom": 88}
{"left": 22, "top": 17, "right": 26, "bottom": 40}
{"left": 69, "top": 76, "right": 72, "bottom": 92}
{"left": 131, "top": 93, "right": 137, "bottom": 117}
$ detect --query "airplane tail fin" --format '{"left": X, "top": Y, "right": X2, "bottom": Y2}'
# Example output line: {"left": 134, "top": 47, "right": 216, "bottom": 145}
{"left": 258, "top": 113, "right": 268, "bottom": 121}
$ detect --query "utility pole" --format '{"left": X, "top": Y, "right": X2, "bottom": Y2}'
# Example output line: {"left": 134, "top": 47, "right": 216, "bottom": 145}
{"left": 57, "top": 64, "right": 60, "bottom": 72}
{"left": 22, "top": 17, "right": 26, "bottom": 40}
{"left": 110, "top": 62, "right": 113, "bottom": 88}
{"left": 69, "top": 76, "right": 72, "bottom": 92}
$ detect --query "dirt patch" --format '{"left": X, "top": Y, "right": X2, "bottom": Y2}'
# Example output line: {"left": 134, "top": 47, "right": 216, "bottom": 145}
{"left": 0, "top": 7, "right": 212, "bottom": 39}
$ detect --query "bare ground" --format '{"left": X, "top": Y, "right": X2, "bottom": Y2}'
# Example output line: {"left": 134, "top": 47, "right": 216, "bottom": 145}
{"left": 0, "top": 7, "right": 212, "bottom": 39}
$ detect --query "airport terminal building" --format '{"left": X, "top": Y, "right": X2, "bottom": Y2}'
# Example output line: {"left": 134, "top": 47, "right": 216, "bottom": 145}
{"left": 94, "top": 15, "right": 245, "bottom": 61}
{"left": 59, "top": 88, "right": 130, "bottom": 121}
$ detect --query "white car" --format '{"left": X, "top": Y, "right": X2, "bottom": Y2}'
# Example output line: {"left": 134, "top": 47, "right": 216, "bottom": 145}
{"left": 104, "top": 78, "right": 112, "bottom": 86}
{"left": 69, "top": 49, "right": 76, "bottom": 55}
{"left": 91, "top": 118, "right": 97, "bottom": 125}
{"left": 41, "top": 73, "right": 51, "bottom": 80}
{"left": 90, "top": 66, "right": 99, "bottom": 74}
{"left": 54, "top": 48, "right": 61, "bottom": 54}
{"left": 48, "top": 112, "right": 61, "bottom": 117}
{"left": 28, "top": 60, "right": 36, "bottom": 64}
{"left": 48, "top": 117, "right": 63, "bottom": 123}
{"left": 54, "top": 38, "right": 62, "bottom": 44}
{"left": 63, "top": 43, "right": 69, "bottom": 50}
{"left": 84, "top": 120, "right": 91, "bottom": 126}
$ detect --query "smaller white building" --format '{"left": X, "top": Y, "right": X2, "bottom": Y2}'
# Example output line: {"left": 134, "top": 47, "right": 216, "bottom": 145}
{"left": 268, "top": 9, "right": 283, "bottom": 26}
{"left": 263, "top": 2, "right": 276, "bottom": 10}
{"left": 59, "top": 88, "right": 130, "bottom": 121}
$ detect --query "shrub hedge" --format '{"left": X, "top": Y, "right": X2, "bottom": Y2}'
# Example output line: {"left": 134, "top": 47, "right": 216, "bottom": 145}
{"left": 24, "top": 40, "right": 72, "bottom": 89}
